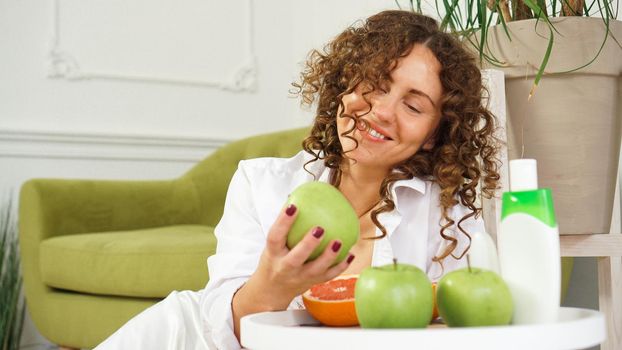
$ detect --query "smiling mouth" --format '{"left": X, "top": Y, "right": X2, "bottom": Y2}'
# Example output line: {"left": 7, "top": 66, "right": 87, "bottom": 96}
{"left": 357, "top": 119, "right": 392, "bottom": 141}
{"left": 368, "top": 128, "right": 391, "bottom": 140}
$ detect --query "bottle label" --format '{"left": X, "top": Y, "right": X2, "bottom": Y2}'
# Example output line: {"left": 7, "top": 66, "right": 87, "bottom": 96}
{"left": 498, "top": 213, "right": 561, "bottom": 324}
{"left": 501, "top": 189, "right": 557, "bottom": 228}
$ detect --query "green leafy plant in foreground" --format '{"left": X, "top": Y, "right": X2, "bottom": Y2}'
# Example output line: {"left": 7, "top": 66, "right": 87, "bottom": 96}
{"left": 0, "top": 197, "right": 25, "bottom": 350}
{"left": 400, "top": 0, "right": 620, "bottom": 99}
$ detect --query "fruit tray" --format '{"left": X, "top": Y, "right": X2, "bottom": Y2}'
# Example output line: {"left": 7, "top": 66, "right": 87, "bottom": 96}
{"left": 240, "top": 307, "right": 605, "bottom": 350}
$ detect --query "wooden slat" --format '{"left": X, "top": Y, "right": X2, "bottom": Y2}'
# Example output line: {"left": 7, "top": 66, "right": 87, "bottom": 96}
{"left": 560, "top": 234, "right": 622, "bottom": 257}
{"left": 597, "top": 256, "right": 622, "bottom": 350}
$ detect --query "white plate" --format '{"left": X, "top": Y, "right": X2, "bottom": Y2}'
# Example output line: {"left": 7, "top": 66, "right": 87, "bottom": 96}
{"left": 241, "top": 307, "right": 605, "bottom": 350}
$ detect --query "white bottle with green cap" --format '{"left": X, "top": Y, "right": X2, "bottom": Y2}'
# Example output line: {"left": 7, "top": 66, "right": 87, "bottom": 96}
{"left": 497, "top": 158, "right": 560, "bottom": 324}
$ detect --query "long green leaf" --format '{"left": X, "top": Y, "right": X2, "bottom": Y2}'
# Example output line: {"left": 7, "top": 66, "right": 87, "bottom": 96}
{"left": 496, "top": 1, "right": 512, "bottom": 40}
{"left": 585, "top": 1, "right": 604, "bottom": 18}
{"left": 525, "top": 0, "right": 564, "bottom": 34}
{"left": 478, "top": 0, "right": 488, "bottom": 64}
{"left": 530, "top": 24, "right": 554, "bottom": 100}
{"left": 482, "top": 2, "right": 502, "bottom": 62}
{"left": 441, "top": 0, "right": 461, "bottom": 32}
{"left": 466, "top": 0, "right": 476, "bottom": 27}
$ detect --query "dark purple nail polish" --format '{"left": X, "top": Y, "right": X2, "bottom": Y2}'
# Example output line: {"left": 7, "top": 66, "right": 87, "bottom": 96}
{"left": 285, "top": 204, "right": 297, "bottom": 216}
{"left": 331, "top": 241, "right": 342, "bottom": 252}
{"left": 312, "top": 227, "right": 324, "bottom": 239}
{"left": 346, "top": 254, "right": 355, "bottom": 264}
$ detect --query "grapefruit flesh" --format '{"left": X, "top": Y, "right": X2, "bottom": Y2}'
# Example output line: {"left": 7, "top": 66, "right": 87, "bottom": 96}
{"left": 302, "top": 275, "right": 359, "bottom": 327}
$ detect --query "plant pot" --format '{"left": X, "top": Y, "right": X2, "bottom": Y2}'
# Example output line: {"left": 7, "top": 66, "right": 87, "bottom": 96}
{"left": 480, "top": 17, "right": 622, "bottom": 235}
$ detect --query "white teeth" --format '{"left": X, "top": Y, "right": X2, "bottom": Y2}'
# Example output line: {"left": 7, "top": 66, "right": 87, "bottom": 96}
{"left": 368, "top": 128, "right": 387, "bottom": 140}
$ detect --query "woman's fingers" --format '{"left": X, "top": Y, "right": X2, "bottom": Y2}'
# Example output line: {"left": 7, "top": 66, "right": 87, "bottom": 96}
{"left": 304, "top": 239, "right": 351, "bottom": 276}
{"left": 283, "top": 226, "right": 326, "bottom": 267}
{"left": 324, "top": 253, "right": 355, "bottom": 280}
{"left": 265, "top": 204, "right": 298, "bottom": 255}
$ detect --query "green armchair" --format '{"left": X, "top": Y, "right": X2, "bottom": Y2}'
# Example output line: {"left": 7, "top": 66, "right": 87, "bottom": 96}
{"left": 18, "top": 127, "right": 310, "bottom": 349}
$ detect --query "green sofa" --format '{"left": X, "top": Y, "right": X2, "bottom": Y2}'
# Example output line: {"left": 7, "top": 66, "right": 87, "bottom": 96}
{"left": 18, "top": 127, "right": 310, "bottom": 349}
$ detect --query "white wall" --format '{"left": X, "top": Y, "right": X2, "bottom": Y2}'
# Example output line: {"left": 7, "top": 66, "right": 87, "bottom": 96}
{"left": 0, "top": 0, "right": 405, "bottom": 142}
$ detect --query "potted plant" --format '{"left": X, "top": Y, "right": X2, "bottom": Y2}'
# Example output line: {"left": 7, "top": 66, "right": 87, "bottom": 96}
{"left": 407, "top": 1, "right": 622, "bottom": 237}
{"left": 1, "top": 197, "right": 25, "bottom": 350}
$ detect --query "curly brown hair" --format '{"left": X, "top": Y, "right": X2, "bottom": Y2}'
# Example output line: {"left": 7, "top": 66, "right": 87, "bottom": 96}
{"left": 292, "top": 10, "right": 500, "bottom": 265}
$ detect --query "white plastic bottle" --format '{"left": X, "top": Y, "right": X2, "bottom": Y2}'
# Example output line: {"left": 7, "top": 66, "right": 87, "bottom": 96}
{"left": 468, "top": 231, "right": 500, "bottom": 274}
{"left": 497, "top": 159, "right": 561, "bottom": 324}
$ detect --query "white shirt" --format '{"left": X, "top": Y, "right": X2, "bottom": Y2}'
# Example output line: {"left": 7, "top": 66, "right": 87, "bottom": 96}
{"left": 199, "top": 150, "right": 484, "bottom": 349}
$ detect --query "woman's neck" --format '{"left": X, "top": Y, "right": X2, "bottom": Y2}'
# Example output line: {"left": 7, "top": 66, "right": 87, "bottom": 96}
{"left": 337, "top": 163, "right": 387, "bottom": 217}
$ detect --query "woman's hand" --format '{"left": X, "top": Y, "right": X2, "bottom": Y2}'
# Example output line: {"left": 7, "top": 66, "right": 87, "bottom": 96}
{"left": 253, "top": 203, "right": 354, "bottom": 304}
{"left": 232, "top": 203, "right": 355, "bottom": 340}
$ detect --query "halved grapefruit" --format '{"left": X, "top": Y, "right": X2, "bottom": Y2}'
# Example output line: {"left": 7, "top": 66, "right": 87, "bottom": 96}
{"left": 302, "top": 274, "right": 359, "bottom": 327}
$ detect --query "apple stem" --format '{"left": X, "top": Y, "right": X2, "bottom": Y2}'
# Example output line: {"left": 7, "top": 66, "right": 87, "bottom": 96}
{"left": 393, "top": 258, "right": 397, "bottom": 270}
{"left": 467, "top": 254, "right": 472, "bottom": 273}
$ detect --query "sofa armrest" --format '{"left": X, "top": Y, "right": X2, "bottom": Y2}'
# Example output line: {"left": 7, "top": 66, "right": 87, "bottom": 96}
{"left": 19, "top": 178, "right": 202, "bottom": 243}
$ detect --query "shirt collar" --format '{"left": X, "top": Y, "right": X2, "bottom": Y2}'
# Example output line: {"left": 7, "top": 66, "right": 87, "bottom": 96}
{"left": 391, "top": 176, "right": 427, "bottom": 197}
{"left": 311, "top": 158, "right": 429, "bottom": 239}
{"left": 318, "top": 164, "right": 331, "bottom": 183}
{"left": 314, "top": 160, "right": 428, "bottom": 204}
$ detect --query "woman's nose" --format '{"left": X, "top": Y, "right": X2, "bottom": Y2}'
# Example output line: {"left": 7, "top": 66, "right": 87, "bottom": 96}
{"left": 371, "top": 95, "right": 396, "bottom": 123}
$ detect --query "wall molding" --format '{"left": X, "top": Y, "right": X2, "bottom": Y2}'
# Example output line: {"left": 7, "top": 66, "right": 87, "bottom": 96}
{"left": 47, "top": 0, "right": 258, "bottom": 91}
{"left": 0, "top": 128, "right": 230, "bottom": 163}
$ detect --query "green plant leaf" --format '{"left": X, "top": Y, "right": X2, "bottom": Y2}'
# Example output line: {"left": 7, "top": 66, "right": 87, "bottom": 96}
{"left": 537, "top": 0, "right": 549, "bottom": 15}
{"left": 441, "top": 0, "right": 461, "bottom": 32}
{"left": 478, "top": 0, "right": 488, "bottom": 63}
{"left": 524, "top": 0, "right": 563, "bottom": 33}
{"left": 530, "top": 23, "right": 554, "bottom": 99}
{"left": 521, "top": 0, "right": 555, "bottom": 99}
{"left": 496, "top": 1, "right": 513, "bottom": 40}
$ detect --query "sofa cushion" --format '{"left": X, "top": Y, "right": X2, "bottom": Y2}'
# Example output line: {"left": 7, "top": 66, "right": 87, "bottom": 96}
{"left": 40, "top": 225, "right": 216, "bottom": 298}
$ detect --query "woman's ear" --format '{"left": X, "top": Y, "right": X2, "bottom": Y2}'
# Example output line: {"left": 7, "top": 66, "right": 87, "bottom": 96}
{"left": 422, "top": 129, "right": 439, "bottom": 150}
{"left": 423, "top": 121, "right": 442, "bottom": 151}
{"left": 422, "top": 138, "right": 436, "bottom": 151}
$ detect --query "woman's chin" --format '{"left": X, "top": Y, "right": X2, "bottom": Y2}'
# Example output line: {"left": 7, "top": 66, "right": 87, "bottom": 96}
{"left": 344, "top": 152, "right": 391, "bottom": 170}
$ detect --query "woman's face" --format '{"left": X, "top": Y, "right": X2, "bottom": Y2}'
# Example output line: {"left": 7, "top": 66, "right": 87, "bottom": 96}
{"left": 337, "top": 44, "right": 443, "bottom": 171}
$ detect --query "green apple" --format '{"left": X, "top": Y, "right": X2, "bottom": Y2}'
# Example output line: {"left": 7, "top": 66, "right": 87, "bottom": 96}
{"left": 354, "top": 262, "right": 433, "bottom": 328}
{"left": 285, "top": 181, "right": 359, "bottom": 263}
{"left": 437, "top": 267, "right": 513, "bottom": 327}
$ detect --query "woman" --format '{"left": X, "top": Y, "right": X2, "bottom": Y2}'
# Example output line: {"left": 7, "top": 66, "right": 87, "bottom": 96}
{"left": 96, "top": 10, "right": 499, "bottom": 350}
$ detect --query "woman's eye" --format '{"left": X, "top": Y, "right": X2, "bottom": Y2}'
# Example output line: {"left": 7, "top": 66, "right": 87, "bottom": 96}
{"left": 405, "top": 103, "right": 420, "bottom": 113}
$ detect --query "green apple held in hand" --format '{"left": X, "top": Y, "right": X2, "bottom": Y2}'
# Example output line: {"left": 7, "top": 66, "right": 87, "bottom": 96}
{"left": 285, "top": 181, "right": 359, "bottom": 264}
{"left": 355, "top": 261, "right": 433, "bottom": 328}
{"left": 437, "top": 266, "right": 513, "bottom": 327}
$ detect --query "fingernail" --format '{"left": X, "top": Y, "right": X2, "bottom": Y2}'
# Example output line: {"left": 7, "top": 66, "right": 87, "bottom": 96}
{"left": 285, "top": 204, "right": 297, "bottom": 216}
{"left": 312, "top": 227, "right": 324, "bottom": 239}
{"left": 331, "top": 241, "right": 342, "bottom": 252}
{"left": 346, "top": 254, "right": 355, "bottom": 264}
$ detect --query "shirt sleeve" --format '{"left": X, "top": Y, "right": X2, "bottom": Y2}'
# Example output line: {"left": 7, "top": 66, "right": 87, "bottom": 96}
{"left": 200, "top": 162, "right": 266, "bottom": 350}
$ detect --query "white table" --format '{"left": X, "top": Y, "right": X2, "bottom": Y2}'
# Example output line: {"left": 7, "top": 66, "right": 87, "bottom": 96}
{"left": 241, "top": 307, "right": 605, "bottom": 350}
